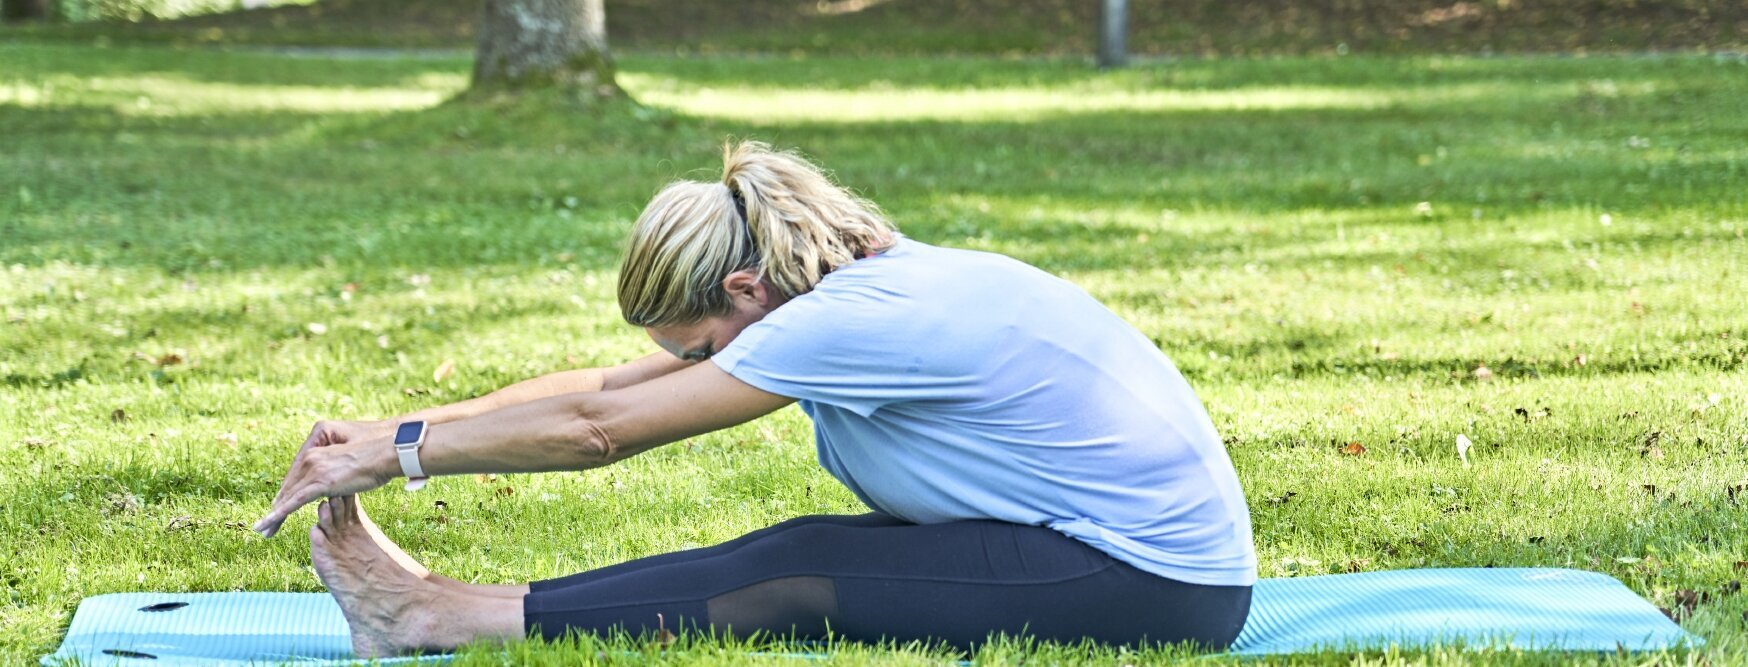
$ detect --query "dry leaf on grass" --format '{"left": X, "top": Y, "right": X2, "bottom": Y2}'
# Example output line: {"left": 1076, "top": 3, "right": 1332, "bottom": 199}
{"left": 433, "top": 359, "right": 456, "bottom": 383}
{"left": 1456, "top": 434, "right": 1473, "bottom": 467}
{"left": 1339, "top": 442, "right": 1367, "bottom": 456}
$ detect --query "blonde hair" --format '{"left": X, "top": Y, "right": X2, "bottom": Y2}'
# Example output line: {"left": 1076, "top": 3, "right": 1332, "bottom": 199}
{"left": 617, "top": 141, "right": 896, "bottom": 327}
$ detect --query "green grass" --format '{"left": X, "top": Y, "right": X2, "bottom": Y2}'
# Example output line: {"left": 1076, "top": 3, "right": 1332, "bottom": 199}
{"left": 7, "top": 0, "right": 1746, "bottom": 55}
{"left": 4, "top": 40, "right": 1748, "bottom": 665}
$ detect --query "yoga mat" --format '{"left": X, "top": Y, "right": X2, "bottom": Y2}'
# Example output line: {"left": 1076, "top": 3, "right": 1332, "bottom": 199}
{"left": 1229, "top": 567, "right": 1699, "bottom": 655}
{"left": 42, "top": 568, "right": 1698, "bottom": 665}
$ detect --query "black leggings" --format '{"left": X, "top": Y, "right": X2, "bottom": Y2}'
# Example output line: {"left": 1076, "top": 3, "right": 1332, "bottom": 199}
{"left": 522, "top": 513, "right": 1250, "bottom": 651}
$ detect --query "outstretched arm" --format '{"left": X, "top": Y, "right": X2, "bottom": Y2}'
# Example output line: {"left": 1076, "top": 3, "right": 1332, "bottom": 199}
{"left": 280, "top": 352, "right": 692, "bottom": 477}
{"left": 401, "top": 351, "right": 693, "bottom": 426}
{"left": 254, "top": 362, "right": 792, "bottom": 537}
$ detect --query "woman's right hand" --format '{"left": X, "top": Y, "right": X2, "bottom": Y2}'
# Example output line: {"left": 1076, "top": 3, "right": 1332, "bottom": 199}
{"left": 294, "top": 419, "right": 394, "bottom": 457}
{"left": 254, "top": 423, "right": 398, "bottom": 538}
{"left": 253, "top": 419, "right": 395, "bottom": 536}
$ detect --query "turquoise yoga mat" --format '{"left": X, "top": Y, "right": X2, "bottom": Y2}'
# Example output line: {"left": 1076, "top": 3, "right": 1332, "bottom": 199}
{"left": 42, "top": 568, "right": 1699, "bottom": 665}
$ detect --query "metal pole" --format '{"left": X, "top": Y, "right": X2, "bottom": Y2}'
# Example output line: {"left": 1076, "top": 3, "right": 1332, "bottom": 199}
{"left": 1097, "top": 0, "right": 1128, "bottom": 69}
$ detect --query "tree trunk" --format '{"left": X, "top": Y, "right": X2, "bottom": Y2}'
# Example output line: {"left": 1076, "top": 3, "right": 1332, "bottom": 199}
{"left": 471, "top": 0, "right": 620, "bottom": 96}
{"left": 1097, "top": 0, "right": 1129, "bottom": 69}
{"left": 3, "top": 0, "right": 51, "bottom": 22}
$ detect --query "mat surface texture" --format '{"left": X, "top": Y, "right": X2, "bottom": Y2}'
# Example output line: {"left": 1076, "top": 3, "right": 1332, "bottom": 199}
{"left": 43, "top": 568, "right": 1697, "bottom": 665}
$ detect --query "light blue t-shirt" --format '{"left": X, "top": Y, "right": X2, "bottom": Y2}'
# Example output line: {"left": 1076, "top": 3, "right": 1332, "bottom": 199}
{"left": 711, "top": 237, "right": 1257, "bottom": 586}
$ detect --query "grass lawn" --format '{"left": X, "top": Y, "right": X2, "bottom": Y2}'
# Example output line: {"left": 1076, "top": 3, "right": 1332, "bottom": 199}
{"left": 8, "top": 0, "right": 1745, "bottom": 55}
{"left": 3, "top": 40, "right": 1747, "bottom": 665}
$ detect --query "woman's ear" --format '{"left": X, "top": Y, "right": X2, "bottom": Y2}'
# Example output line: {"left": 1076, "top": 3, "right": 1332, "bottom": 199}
{"left": 721, "top": 269, "right": 787, "bottom": 310}
{"left": 721, "top": 269, "right": 763, "bottom": 304}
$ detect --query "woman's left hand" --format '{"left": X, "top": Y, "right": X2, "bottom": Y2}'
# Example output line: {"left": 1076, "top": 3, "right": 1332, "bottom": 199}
{"left": 252, "top": 435, "right": 397, "bottom": 538}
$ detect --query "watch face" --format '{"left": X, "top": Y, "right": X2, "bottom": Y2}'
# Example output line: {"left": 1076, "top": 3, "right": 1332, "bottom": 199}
{"left": 394, "top": 422, "right": 424, "bottom": 445}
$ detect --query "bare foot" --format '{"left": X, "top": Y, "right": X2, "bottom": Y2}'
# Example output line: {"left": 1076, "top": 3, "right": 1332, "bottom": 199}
{"left": 311, "top": 495, "right": 444, "bottom": 658}
{"left": 353, "top": 500, "right": 432, "bottom": 579}
{"left": 355, "top": 501, "right": 525, "bottom": 599}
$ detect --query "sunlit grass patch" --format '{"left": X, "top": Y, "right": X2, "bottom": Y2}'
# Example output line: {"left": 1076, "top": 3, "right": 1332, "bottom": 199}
{"left": 622, "top": 76, "right": 1586, "bottom": 124}
{"left": 5, "top": 74, "right": 458, "bottom": 115}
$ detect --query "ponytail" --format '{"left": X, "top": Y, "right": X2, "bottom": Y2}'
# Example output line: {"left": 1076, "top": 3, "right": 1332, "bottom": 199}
{"left": 722, "top": 141, "right": 894, "bottom": 299}
{"left": 618, "top": 141, "right": 896, "bottom": 327}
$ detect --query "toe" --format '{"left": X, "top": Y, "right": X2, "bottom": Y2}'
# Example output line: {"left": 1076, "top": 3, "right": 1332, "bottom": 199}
{"left": 317, "top": 499, "right": 332, "bottom": 530}
{"left": 334, "top": 495, "right": 358, "bottom": 526}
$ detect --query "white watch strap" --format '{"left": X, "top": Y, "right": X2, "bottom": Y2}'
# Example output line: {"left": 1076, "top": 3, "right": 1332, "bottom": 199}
{"left": 397, "top": 445, "right": 427, "bottom": 492}
{"left": 396, "top": 445, "right": 425, "bottom": 478}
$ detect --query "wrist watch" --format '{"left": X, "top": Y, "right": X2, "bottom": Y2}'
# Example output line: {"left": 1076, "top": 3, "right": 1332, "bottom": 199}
{"left": 393, "top": 420, "right": 430, "bottom": 492}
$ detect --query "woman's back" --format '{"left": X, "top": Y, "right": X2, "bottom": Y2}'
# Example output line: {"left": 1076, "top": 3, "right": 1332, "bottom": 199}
{"left": 712, "top": 237, "right": 1258, "bottom": 587}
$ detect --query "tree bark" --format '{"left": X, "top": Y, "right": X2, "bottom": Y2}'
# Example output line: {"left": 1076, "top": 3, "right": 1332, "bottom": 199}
{"left": 471, "top": 0, "right": 620, "bottom": 96}
{"left": 3, "top": 0, "right": 51, "bottom": 22}
{"left": 1097, "top": 0, "right": 1129, "bottom": 69}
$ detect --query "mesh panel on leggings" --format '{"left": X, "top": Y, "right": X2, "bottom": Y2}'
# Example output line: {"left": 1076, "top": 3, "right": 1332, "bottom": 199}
{"left": 705, "top": 575, "right": 837, "bottom": 639}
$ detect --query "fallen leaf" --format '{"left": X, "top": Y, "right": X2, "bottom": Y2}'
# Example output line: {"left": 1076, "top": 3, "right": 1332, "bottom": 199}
{"left": 152, "top": 353, "right": 184, "bottom": 367}
{"left": 495, "top": 487, "right": 515, "bottom": 497}
{"left": 1472, "top": 364, "right": 1494, "bottom": 381}
{"left": 1266, "top": 491, "right": 1297, "bottom": 505}
{"left": 23, "top": 437, "right": 50, "bottom": 449}
{"left": 1343, "top": 558, "right": 1372, "bottom": 573}
{"left": 433, "top": 359, "right": 456, "bottom": 383}
{"left": 1729, "top": 484, "right": 1746, "bottom": 504}
{"left": 110, "top": 409, "right": 127, "bottom": 423}
{"left": 1734, "top": 561, "right": 1748, "bottom": 572}
{"left": 342, "top": 282, "right": 360, "bottom": 294}
{"left": 166, "top": 516, "right": 198, "bottom": 531}
{"left": 433, "top": 500, "right": 448, "bottom": 510}
{"left": 1640, "top": 484, "right": 1659, "bottom": 496}
{"left": 1340, "top": 442, "right": 1367, "bottom": 456}
{"left": 1456, "top": 434, "right": 1474, "bottom": 467}
{"left": 402, "top": 387, "right": 430, "bottom": 396}
{"left": 1571, "top": 354, "right": 1588, "bottom": 366}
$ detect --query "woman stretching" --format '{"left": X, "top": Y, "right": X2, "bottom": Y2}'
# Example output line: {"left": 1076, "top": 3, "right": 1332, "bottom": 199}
{"left": 253, "top": 142, "right": 1257, "bottom": 657}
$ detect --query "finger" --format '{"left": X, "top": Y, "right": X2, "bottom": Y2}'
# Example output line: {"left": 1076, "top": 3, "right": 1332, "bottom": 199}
{"left": 271, "top": 426, "right": 327, "bottom": 506}
{"left": 254, "top": 484, "right": 324, "bottom": 538}
{"left": 270, "top": 454, "right": 310, "bottom": 508}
